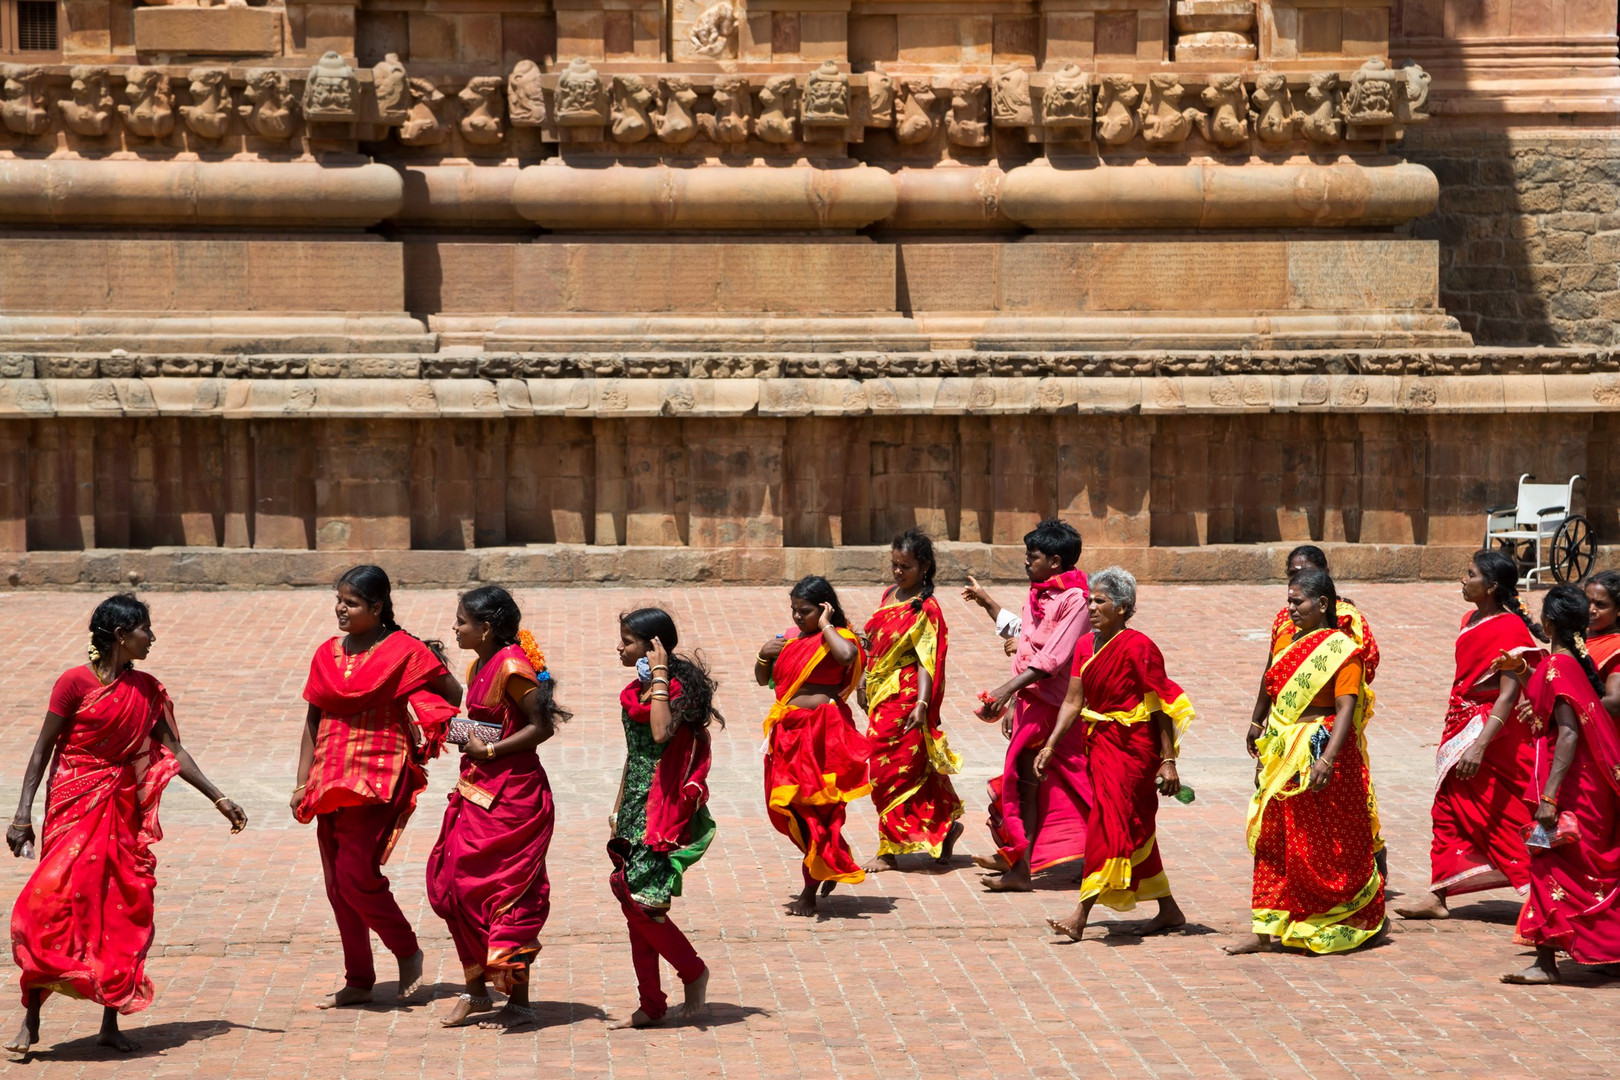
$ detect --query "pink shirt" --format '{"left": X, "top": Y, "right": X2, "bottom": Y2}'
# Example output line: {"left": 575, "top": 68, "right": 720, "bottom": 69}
{"left": 1013, "top": 583, "right": 1091, "bottom": 710}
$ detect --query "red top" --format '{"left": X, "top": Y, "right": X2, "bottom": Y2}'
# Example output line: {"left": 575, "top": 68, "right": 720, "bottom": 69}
{"left": 48, "top": 665, "right": 113, "bottom": 719}
{"left": 780, "top": 629, "right": 851, "bottom": 685}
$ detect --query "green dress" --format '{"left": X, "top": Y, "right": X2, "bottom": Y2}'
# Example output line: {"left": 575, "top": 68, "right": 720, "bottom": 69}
{"left": 614, "top": 701, "right": 716, "bottom": 910}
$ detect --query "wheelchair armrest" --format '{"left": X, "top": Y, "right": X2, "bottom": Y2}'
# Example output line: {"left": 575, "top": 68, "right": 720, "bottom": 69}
{"left": 1535, "top": 505, "right": 1568, "bottom": 518}
{"left": 1485, "top": 504, "right": 1515, "bottom": 515}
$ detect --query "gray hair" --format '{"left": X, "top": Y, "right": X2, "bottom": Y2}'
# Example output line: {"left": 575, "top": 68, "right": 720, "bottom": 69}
{"left": 1090, "top": 565, "right": 1137, "bottom": 617}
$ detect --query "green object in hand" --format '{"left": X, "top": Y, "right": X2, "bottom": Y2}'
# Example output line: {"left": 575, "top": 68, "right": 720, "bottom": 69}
{"left": 1174, "top": 785, "right": 1196, "bottom": 805}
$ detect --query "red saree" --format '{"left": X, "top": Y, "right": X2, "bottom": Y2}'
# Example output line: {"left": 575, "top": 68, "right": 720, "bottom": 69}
{"left": 763, "top": 628, "right": 872, "bottom": 883}
{"left": 862, "top": 592, "right": 963, "bottom": 858}
{"left": 11, "top": 667, "right": 181, "bottom": 1012}
{"left": 1428, "top": 611, "right": 1541, "bottom": 896}
{"left": 1589, "top": 632, "right": 1620, "bottom": 679}
{"left": 1514, "top": 653, "right": 1620, "bottom": 964}
{"left": 1247, "top": 628, "right": 1385, "bottom": 953}
{"left": 1073, "top": 628, "right": 1195, "bottom": 910}
{"left": 426, "top": 645, "right": 553, "bottom": 992}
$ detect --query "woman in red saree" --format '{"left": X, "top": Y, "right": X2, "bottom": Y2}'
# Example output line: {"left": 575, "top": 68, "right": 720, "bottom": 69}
{"left": 1399, "top": 551, "right": 1544, "bottom": 920}
{"left": 1038, "top": 567, "right": 1195, "bottom": 942}
{"left": 859, "top": 529, "right": 964, "bottom": 872}
{"left": 756, "top": 575, "right": 870, "bottom": 917}
{"left": 294, "top": 565, "right": 461, "bottom": 1010}
{"left": 1583, "top": 571, "right": 1620, "bottom": 713}
{"left": 1227, "top": 568, "right": 1386, "bottom": 956}
{"left": 1502, "top": 584, "right": 1620, "bottom": 983}
{"left": 427, "top": 586, "right": 567, "bottom": 1030}
{"left": 7, "top": 595, "right": 246, "bottom": 1056}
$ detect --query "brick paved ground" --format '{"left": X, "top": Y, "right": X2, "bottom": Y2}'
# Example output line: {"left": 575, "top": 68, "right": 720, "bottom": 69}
{"left": 0, "top": 581, "right": 1615, "bottom": 1080}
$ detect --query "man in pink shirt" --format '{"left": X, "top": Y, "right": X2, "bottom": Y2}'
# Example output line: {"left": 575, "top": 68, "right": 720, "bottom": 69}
{"left": 963, "top": 520, "right": 1092, "bottom": 892}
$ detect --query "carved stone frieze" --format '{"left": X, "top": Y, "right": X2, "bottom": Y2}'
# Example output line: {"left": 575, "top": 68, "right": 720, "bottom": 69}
{"left": 611, "top": 75, "right": 654, "bottom": 143}
{"left": 1300, "top": 72, "right": 1343, "bottom": 143}
{"left": 992, "top": 65, "right": 1032, "bottom": 128}
{"left": 1343, "top": 58, "right": 1397, "bottom": 128}
{"left": 802, "top": 61, "right": 849, "bottom": 128}
{"left": 866, "top": 65, "right": 894, "bottom": 128}
{"left": 896, "top": 79, "right": 937, "bottom": 145}
{"left": 1139, "top": 75, "right": 1194, "bottom": 147}
{"left": 181, "top": 68, "right": 233, "bottom": 140}
{"left": 459, "top": 76, "right": 506, "bottom": 145}
{"left": 400, "top": 78, "right": 447, "bottom": 146}
{"left": 373, "top": 54, "right": 409, "bottom": 124}
{"left": 120, "top": 67, "right": 175, "bottom": 139}
{"left": 507, "top": 60, "right": 546, "bottom": 127}
{"left": 702, "top": 76, "right": 751, "bottom": 144}
{"left": 1251, "top": 73, "right": 1295, "bottom": 144}
{"left": 556, "top": 57, "right": 606, "bottom": 126}
{"left": 1043, "top": 65, "right": 1093, "bottom": 141}
{"left": 756, "top": 75, "right": 797, "bottom": 143}
{"left": 948, "top": 77, "right": 990, "bottom": 148}
{"left": 1198, "top": 74, "right": 1249, "bottom": 147}
{"left": 655, "top": 76, "right": 698, "bottom": 144}
{"left": 60, "top": 67, "right": 115, "bottom": 137}
{"left": 240, "top": 69, "right": 296, "bottom": 139}
{"left": 302, "top": 51, "right": 358, "bottom": 122}
{"left": 688, "top": 1, "right": 737, "bottom": 59}
{"left": 1, "top": 65, "right": 49, "bottom": 136}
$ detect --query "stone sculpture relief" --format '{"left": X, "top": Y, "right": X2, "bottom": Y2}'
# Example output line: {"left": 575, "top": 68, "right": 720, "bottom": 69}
{"left": 458, "top": 76, "right": 506, "bottom": 145}
{"left": 1138, "top": 74, "right": 1194, "bottom": 146}
{"left": 400, "top": 78, "right": 447, "bottom": 146}
{"left": 611, "top": 75, "right": 654, "bottom": 143}
{"left": 1198, "top": 75, "right": 1249, "bottom": 147}
{"left": 756, "top": 75, "right": 798, "bottom": 143}
{"left": 2, "top": 65, "right": 49, "bottom": 136}
{"left": 948, "top": 77, "right": 990, "bottom": 147}
{"left": 181, "top": 68, "right": 233, "bottom": 140}
{"left": 60, "top": 67, "right": 115, "bottom": 137}
{"left": 1300, "top": 72, "right": 1342, "bottom": 143}
{"left": 701, "top": 75, "right": 751, "bottom": 144}
{"left": 1042, "top": 64, "right": 1093, "bottom": 141}
{"left": 373, "top": 54, "right": 409, "bottom": 123}
{"left": 1397, "top": 60, "right": 1431, "bottom": 125}
{"left": 507, "top": 60, "right": 546, "bottom": 127}
{"left": 302, "top": 52, "right": 358, "bottom": 121}
{"left": 992, "top": 65, "right": 1032, "bottom": 128}
{"left": 655, "top": 76, "right": 698, "bottom": 144}
{"left": 556, "top": 57, "right": 607, "bottom": 126}
{"left": 688, "top": 1, "right": 737, "bottom": 59}
{"left": 895, "top": 79, "right": 937, "bottom": 144}
{"left": 1250, "top": 73, "right": 1295, "bottom": 144}
{"left": 120, "top": 67, "right": 176, "bottom": 139}
{"left": 865, "top": 65, "right": 895, "bottom": 128}
{"left": 240, "top": 69, "right": 296, "bottom": 139}
{"left": 802, "top": 61, "right": 849, "bottom": 127}
{"left": 1343, "top": 58, "right": 1397, "bottom": 126}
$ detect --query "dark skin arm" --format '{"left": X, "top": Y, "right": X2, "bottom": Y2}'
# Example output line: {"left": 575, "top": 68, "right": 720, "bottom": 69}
{"left": 1153, "top": 711, "right": 1181, "bottom": 795}
{"left": 6, "top": 711, "right": 71, "bottom": 854}
{"left": 429, "top": 670, "right": 463, "bottom": 710}
{"left": 1034, "top": 675, "right": 1084, "bottom": 778}
{"left": 1456, "top": 672, "right": 1523, "bottom": 779}
{"left": 1603, "top": 671, "right": 1620, "bottom": 719}
{"left": 1306, "top": 693, "right": 1359, "bottom": 791}
{"left": 1246, "top": 674, "right": 1269, "bottom": 757}
{"left": 463, "top": 676, "right": 554, "bottom": 760}
{"left": 1533, "top": 701, "right": 1581, "bottom": 829}
{"left": 291, "top": 703, "right": 320, "bottom": 815}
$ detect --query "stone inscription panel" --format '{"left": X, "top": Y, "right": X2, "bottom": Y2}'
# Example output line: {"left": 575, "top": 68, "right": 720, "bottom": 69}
{"left": 1089, "top": 241, "right": 1289, "bottom": 311}
{"left": 1287, "top": 239, "right": 1439, "bottom": 310}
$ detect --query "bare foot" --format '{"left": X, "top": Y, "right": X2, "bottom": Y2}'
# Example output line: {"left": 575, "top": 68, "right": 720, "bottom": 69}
{"left": 1501, "top": 963, "right": 1560, "bottom": 985}
{"left": 1394, "top": 892, "right": 1450, "bottom": 920}
{"left": 317, "top": 985, "right": 374, "bottom": 1010}
{"left": 95, "top": 1028, "right": 138, "bottom": 1053}
{"left": 1223, "top": 935, "right": 1274, "bottom": 956}
{"left": 1130, "top": 898, "right": 1188, "bottom": 936}
{"left": 440, "top": 992, "right": 495, "bottom": 1028}
{"left": 1046, "top": 915, "right": 1084, "bottom": 941}
{"left": 676, "top": 968, "right": 710, "bottom": 1022}
{"left": 862, "top": 854, "right": 899, "bottom": 874}
{"left": 608, "top": 1009, "right": 663, "bottom": 1030}
{"left": 819, "top": 879, "right": 837, "bottom": 897}
{"left": 477, "top": 1004, "right": 537, "bottom": 1030}
{"left": 4, "top": 1020, "right": 37, "bottom": 1056}
{"left": 980, "top": 871, "right": 1033, "bottom": 893}
{"left": 971, "top": 853, "right": 1010, "bottom": 873}
{"left": 936, "top": 821, "right": 965, "bottom": 864}
{"left": 786, "top": 894, "right": 818, "bottom": 917}
{"left": 397, "top": 950, "right": 425, "bottom": 1001}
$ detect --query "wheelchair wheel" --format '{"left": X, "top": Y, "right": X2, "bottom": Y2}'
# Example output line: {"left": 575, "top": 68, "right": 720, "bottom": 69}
{"left": 1550, "top": 515, "right": 1596, "bottom": 584}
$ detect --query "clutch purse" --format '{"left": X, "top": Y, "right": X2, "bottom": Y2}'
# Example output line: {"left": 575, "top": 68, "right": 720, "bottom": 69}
{"left": 445, "top": 717, "right": 503, "bottom": 747}
{"left": 1522, "top": 812, "right": 1580, "bottom": 850}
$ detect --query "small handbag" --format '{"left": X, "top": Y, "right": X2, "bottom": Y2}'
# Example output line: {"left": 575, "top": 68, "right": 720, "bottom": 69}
{"left": 1522, "top": 812, "right": 1580, "bottom": 850}
{"left": 445, "top": 717, "right": 504, "bottom": 747}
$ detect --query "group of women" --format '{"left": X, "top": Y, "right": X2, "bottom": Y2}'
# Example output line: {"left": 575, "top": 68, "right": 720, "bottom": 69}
{"left": 7, "top": 534, "right": 1619, "bottom": 1054}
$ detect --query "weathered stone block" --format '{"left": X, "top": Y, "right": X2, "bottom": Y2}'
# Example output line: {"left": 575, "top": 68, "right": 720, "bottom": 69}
{"left": 132, "top": 6, "right": 282, "bottom": 56}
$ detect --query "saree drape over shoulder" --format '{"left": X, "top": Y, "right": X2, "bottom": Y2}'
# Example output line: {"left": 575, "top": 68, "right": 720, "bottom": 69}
{"left": 1073, "top": 628, "right": 1196, "bottom": 911}
{"left": 862, "top": 592, "right": 963, "bottom": 859}
{"left": 763, "top": 628, "right": 871, "bottom": 884}
{"left": 1514, "top": 654, "right": 1620, "bottom": 965}
{"left": 987, "top": 570, "right": 1092, "bottom": 872}
{"left": 425, "top": 644, "right": 554, "bottom": 992}
{"left": 11, "top": 667, "right": 181, "bottom": 1013}
{"left": 1247, "top": 627, "right": 1386, "bottom": 954}
{"left": 1427, "top": 611, "right": 1541, "bottom": 896}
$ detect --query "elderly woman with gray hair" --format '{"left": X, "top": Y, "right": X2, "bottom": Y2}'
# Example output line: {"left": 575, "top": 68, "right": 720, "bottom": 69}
{"left": 1035, "top": 567, "right": 1196, "bottom": 942}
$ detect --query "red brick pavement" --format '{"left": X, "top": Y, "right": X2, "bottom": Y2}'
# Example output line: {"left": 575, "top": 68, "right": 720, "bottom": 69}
{"left": 0, "top": 582, "right": 1614, "bottom": 1079}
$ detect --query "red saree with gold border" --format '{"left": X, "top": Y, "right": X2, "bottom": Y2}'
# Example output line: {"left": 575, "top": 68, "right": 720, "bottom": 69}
{"left": 763, "top": 628, "right": 872, "bottom": 883}
{"left": 862, "top": 592, "right": 963, "bottom": 858}
{"left": 11, "top": 668, "right": 181, "bottom": 1012}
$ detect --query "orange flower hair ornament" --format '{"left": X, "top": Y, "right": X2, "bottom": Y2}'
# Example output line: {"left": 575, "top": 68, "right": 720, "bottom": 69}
{"left": 517, "top": 629, "right": 551, "bottom": 682}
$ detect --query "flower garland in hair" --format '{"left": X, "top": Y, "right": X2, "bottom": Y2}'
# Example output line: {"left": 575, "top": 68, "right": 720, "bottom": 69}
{"left": 517, "top": 629, "right": 552, "bottom": 682}
{"left": 86, "top": 633, "right": 100, "bottom": 664}
{"left": 1574, "top": 632, "right": 1591, "bottom": 659}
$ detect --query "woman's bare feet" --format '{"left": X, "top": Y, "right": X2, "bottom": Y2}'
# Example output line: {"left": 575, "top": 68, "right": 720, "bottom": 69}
{"left": 936, "top": 821, "right": 965, "bottom": 865}
{"left": 1394, "top": 892, "right": 1450, "bottom": 920}
{"left": 676, "top": 968, "right": 710, "bottom": 1021}
{"left": 1130, "top": 897, "right": 1188, "bottom": 936}
{"left": 1502, "top": 948, "right": 1560, "bottom": 985}
{"left": 971, "top": 853, "right": 1010, "bottom": 873}
{"left": 397, "top": 950, "right": 425, "bottom": 1001}
{"left": 440, "top": 992, "right": 495, "bottom": 1028}
{"left": 96, "top": 1009, "right": 137, "bottom": 1052}
{"left": 862, "top": 853, "right": 899, "bottom": 874}
{"left": 1223, "top": 934, "right": 1275, "bottom": 955}
{"left": 477, "top": 1003, "right": 537, "bottom": 1030}
{"left": 787, "top": 881, "right": 819, "bottom": 917}
{"left": 4, "top": 1015, "right": 38, "bottom": 1056}
{"left": 317, "top": 985, "right": 374, "bottom": 1010}
{"left": 1046, "top": 914, "right": 1085, "bottom": 941}
{"left": 608, "top": 1009, "right": 663, "bottom": 1030}
{"left": 980, "top": 870, "right": 1032, "bottom": 893}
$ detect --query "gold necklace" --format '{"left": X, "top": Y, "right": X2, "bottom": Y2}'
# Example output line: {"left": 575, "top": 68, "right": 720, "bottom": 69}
{"left": 341, "top": 635, "right": 380, "bottom": 680}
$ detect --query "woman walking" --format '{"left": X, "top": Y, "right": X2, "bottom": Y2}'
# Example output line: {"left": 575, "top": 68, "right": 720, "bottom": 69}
{"left": 1398, "top": 551, "right": 1543, "bottom": 920}
{"left": 294, "top": 565, "right": 461, "bottom": 1009}
{"left": 1039, "top": 567, "right": 1194, "bottom": 942}
{"left": 1501, "top": 584, "right": 1620, "bottom": 983}
{"left": 609, "top": 608, "right": 721, "bottom": 1028}
{"left": 859, "top": 528, "right": 964, "bottom": 871}
{"left": 1583, "top": 571, "right": 1620, "bottom": 712}
{"left": 7, "top": 595, "right": 246, "bottom": 1055}
{"left": 1227, "top": 568, "right": 1386, "bottom": 955}
{"left": 427, "top": 586, "right": 567, "bottom": 1030}
{"left": 757, "top": 576, "right": 870, "bottom": 916}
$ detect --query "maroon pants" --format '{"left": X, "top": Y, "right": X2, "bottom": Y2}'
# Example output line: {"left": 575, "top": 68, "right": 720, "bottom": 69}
{"left": 618, "top": 896, "right": 705, "bottom": 1020}
{"left": 316, "top": 791, "right": 420, "bottom": 989}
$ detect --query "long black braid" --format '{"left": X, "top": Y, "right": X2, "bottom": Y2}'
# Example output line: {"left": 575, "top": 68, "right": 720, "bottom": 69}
{"left": 1472, "top": 549, "right": 1547, "bottom": 642}
{"left": 620, "top": 607, "right": 724, "bottom": 730}
{"left": 337, "top": 564, "right": 450, "bottom": 665}
{"left": 892, "top": 527, "right": 937, "bottom": 612}
{"left": 1542, "top": 584, "right": 1607, "bottom": 696}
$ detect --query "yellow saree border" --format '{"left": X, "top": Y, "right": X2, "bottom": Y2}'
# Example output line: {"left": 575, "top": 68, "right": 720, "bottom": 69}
{"left": 1078, "top": 835, "right": 1171, "bottom": 912}
{"left": 1252, "top": 871, "right": 1384, "bottom": 954}
{"left": 1077, "top": 631, "right": 1198, "bottom": 755}
{"left": 762, "top": 628, "right": 862, "bottom": 737}
{"left": 863, "top": 599, "right": 940, "bottom": 714}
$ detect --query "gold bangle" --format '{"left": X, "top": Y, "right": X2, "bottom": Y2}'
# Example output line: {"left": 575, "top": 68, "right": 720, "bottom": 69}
{"left": 651, "top": 664, "right": 669, "bottom": 672}
{"left": 213, "top": 796, "right": 232, "bottom": 807}
{"left": 1538, "top": 793, "right": 1557, "bottom": 805}
{"left": 755, "top": 653, "right": 770, "bottom": 664}
{"left": 651, "top": 693, "right": 670, "bottom": 701}
{"left": 292, "top": 783, "right": 307, "bottom": 792}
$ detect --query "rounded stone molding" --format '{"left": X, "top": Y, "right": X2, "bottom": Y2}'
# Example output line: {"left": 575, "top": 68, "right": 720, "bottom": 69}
{"left": 512, "top": 161, "right": 898, "bottom": 231}
{"left": 394, "top": 164, "right": 527, "bottom": 225}
{"left": 0, "top": 160, "right": 404, "bottom": 227}
{"left": 884, "top": 164, "right": 1012, "bottom": 230}
{"left": 999, "top": 159, "right": 1439, "bottom": 229}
